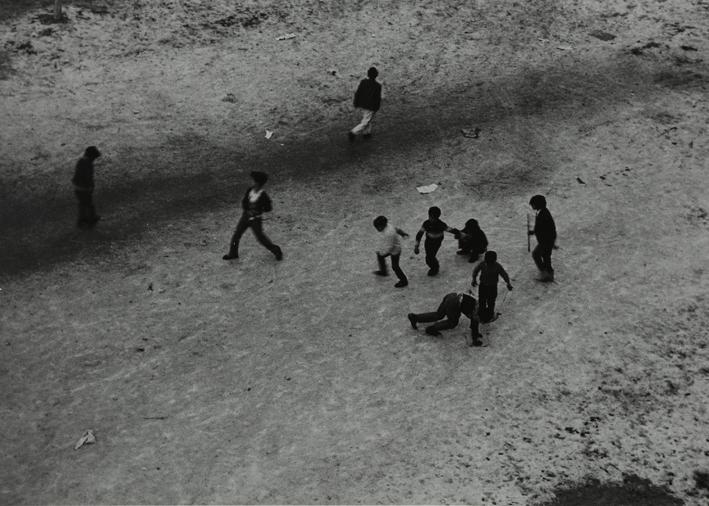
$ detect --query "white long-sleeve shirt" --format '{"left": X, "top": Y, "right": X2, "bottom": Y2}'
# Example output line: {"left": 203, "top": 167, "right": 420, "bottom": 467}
{"left": 377, "top": 224, "right": 402, "bottom": 256}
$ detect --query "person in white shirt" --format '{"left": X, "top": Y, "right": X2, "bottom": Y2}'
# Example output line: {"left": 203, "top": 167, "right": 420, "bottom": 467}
{"left": 373, "top": 215, "right": 408, "bottom": 288}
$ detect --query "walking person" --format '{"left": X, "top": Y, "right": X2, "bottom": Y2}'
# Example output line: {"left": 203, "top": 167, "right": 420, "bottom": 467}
{"left": 349, "top": 66, "right": 382, "bottom": 141}
{"left": 223, "top": 171, "right": 283, "bottom": 261}
{"left": 373, "top": 215, "right": 408, "bottom": 288}
{"left": 407, "top": 292, "right": 483, "bottom": 346}
{"left": 414, "top": 206, "right": 459, "bottom": 276}
{"left": 456, "top": 218, "right": 489, "bottom": 263}
{"left": 528, "top": 194, "right": 556, "bottom": 281}
{"left": 472, "top": 250, "right": 513, "bottom": 323}
{"left": 72, "top": 146, "right": 101, "bottom": 229}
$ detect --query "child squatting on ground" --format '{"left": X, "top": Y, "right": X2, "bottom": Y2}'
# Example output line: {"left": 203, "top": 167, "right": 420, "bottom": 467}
{"left": 349, "top": 66, "right": 382, "bottom": 141}
{"left": 223, "top": 171, "right": 283, "bottom": 261}
{"left": 414, "top": 206, "right": 459, "bottom": 276}
{"left": 373, "top": 215, "right": 409, "bottom": 288}
{"left": 472, "top": 250, "right": 513, "bottom": 323}
{"left": 408, "top": 292, "right": 483, "bottom": 347}
{"left": 456, "top": 218, "right": 488, "bottom": 263}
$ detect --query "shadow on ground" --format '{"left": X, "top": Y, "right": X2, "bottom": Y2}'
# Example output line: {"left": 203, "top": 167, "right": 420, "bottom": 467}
{"left": 1, "top": 55, "right": 706, "bottom": 279}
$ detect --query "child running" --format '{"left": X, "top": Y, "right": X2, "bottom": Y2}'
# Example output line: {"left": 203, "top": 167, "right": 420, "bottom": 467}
{"left": 373, "top": 215, "right": 409, "bottom": 288}
{"left": 414, "top": 206, "right": 459, "bottom": 276}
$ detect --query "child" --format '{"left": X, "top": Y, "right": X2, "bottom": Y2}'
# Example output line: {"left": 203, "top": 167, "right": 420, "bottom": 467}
{"left": 472, "top": 250, "right": 513, "bottom": 323}
{"left": 414, "top": 206, "right": 459, "bottom": 276}
{"left": 373, "top": 215, "right": 408, "bottom": 288}
{"left": 349, "top": 66, "right": 382, "bottom": 141}
{"left": 408, "top": 292, "right": 483, "bottom": 346}
{"left": 528, "top": 194, "right": 557, "bottom": 281}
{"left": 72, "top": 146, "right": 101, "bottom": 228}
{"left": 456, "top": 218, "right": 488, "bottom": 262}
{"left": 223, "top": 171, "right": 283, "bottom": 261}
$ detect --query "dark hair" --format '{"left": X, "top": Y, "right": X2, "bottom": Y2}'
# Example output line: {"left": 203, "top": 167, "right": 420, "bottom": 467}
{"left": 484, "top": 250, "right": 497, "bottom": 263}
{"left": 529, "top": 195, "right": 547, "bottom": 209}
{"left": 367, "top": 66, "right": 379, "bottom": 79}
{"left": 373, "top": 215, "right": 387, "bottom": 230}
{"left": 464, "top": 219, "right": 479, "bottom": 231}
{"left": 250, "top": 171, "right": 269, "bottom": 186}
{"left": 428, "top": 206, "right": 441, "bottom": 219}
{"left": 84, "top": 146, "right": 101, "bottom": 159}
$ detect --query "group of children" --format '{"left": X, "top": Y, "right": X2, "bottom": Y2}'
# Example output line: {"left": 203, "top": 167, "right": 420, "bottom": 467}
{"left": 377, "top": 198, "right": 555, "bottom": 347}
{"left": 71, "top": 65, "right": 558, "bottom": 348}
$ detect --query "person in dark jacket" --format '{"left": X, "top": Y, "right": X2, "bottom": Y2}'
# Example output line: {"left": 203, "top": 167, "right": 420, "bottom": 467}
{"left": 414, "top": 206, "right": 459, "bottom": 276}
{"left": 528, "top": 194, "right": 556, "bottom": 281}
{"left": 223, "top": 171, "right": 283, "bottom": 261}
{"left": 472, "top": 250, "right": 513, "bottom": 322}
{"left": 72, "top": 146, "right": 101, "bottom": 228}
{"left": 456, "top": 218, "right": 488, "bottom": 262}
{"left": 349, "top": 66, "right": 382, "bottom": 141}
{"left": 408, "top": 292, "right": 483, "bottom": 346}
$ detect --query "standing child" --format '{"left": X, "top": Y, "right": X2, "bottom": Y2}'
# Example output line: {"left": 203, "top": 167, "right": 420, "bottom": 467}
{"left": 407, "top": 291, "right": 483, "bottom": 346}
{"left": 349, "top": 67, "right": 382, "bottom": 141}
{"left": 472, "top": 250, "right": 513, "bottom": 323}
{"left": 528, "top": 194, "right": 556, "bottom": 281}
{"left": 223, "top": 171, "right": 283, "bottom": 261}
{"left": 72, "top": 146, "right": 101, "bottom": 229}
{"left": 414, "top": 206, "right": 459, "bottom": 276}
{"left": 373, "top": 215, "right": 408, "bottom": 288}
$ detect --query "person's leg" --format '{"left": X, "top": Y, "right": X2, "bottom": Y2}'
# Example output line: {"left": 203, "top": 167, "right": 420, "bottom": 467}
{"left": 390, "top": 253, "right": 408, "bottom": 287}
{"left": 75, "top": 190, "right": 91, "bottom": 226}
{"left": 427, "top": 316, "right": 459, "bottom": 334}
{"left": 375, "top": 253, "right": 388, "bottom": 275}
{"left": 413, "top": 300, "right": 447, "bottom": 324}
{"left": 478, "top": 284, "right": 489, "bottom": 322}
{"left": 424, "top": 237, "right": 442, "bottom": 275}
{"left": 362, "top": 111, "right": 375, "bottom": 136}
{"left": 250, "top": 218, "right": 282, "bottom": 259}
{"left": 488, "top": 285, "right": 498, "bottom": 319}
{"left": 532, "top": 243, "right": 545, "bottom": 271}
{"left": 351, "top": 109, "right": 374, "bottom": 135}
{"left": 224, "top": 214, "right": 250, "bottom": 259}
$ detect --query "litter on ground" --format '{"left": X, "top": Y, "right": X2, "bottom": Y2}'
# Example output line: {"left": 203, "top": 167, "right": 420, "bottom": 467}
{"left": 416, "top": 183, "right": 438, "bottom": 194}
{"left": 74, "top": 430, "right": 96, "bottom": 450}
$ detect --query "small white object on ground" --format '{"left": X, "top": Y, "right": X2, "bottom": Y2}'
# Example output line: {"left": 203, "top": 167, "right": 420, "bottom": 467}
{"left": 265, "top": 130, "right": 273, "bottom": 139}
{"left": 276, "top": 33, "right": 296, "bottom": 41}
{"left": 557, "top": 45, "right": 572, "bottom": 50}
{"left": 416, "top": 183, "right": 438, "bottom": 194}
{"left": 74, "top": 430, "right": 96, "bottom": 450}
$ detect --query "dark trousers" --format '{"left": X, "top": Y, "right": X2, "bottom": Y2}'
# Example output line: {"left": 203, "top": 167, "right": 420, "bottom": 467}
{"left": 413, "top": 293, "right": 481, "bottom": 336}
{"left": 377, "top": 253, "right": 407, "bottom": 283}
{"left": 228, "top": 215, "right": 280, "bottom": 257}
{"left": 478, "top": 284, "right": 498, "bottom": 323}
{"left": 424, "top": 236, "right": 443, "bottom": 273}
{"left": 414, "top": 294, "right": 460, "bottom": 333}
{"left": 458, "top": 235, "right": 486, "bottom": 260}
{"left": 532, "top": 243, "right": 554, "bottom": 273}
{"left": 75, "top": 190, "right": 98, "bottom": 226}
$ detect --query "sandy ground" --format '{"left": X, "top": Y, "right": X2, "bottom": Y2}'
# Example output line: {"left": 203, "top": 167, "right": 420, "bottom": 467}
{"left": 1, "top": 0, "right": 709, "bottom": 504}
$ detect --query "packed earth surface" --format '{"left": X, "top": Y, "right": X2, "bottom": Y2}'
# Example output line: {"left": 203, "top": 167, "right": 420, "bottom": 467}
{"left": 1, "top": 0, "right": 708, "bottom": 504}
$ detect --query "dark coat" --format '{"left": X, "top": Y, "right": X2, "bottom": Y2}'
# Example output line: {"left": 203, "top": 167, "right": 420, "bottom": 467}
{"left": 534, "top": 208, "right": 557, "bottom": 247}
{"left": 72, "top": 157, "right": 94, "bottom": 191}
{"left": 241, "top": 187, "right": 273, "bottom": 217}
{"left": 353, "top": 78, "right": 382, "bottom": 111}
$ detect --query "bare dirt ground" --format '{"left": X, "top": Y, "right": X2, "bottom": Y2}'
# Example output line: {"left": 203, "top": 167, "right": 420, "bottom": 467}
{"left": 1, "top": 0, "right": 708, "bottom": 504}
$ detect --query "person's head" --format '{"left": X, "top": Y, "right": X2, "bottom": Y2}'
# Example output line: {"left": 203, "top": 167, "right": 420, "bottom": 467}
{"left": 464, "top": 218, "right": 479, "bottom": 231}
{"left": 428, "top": 206, "right": 441, "bottom": 219}
{"left": 250, "top": 171, "right": 269, "bottom": 188}
{"left": 529, "top": 194, "right": 547, "bottom": 210}
{"left": 484, "top": 250, "right": 497, "bottom": 264}
{"left": 373, "top": 215, "right": 388, "bottom": 231}
{"left": 84, "top": 146, "right": 101, "bottom": 160}
{"left": 367, "top": 66, "right": 379, "bottom": 80}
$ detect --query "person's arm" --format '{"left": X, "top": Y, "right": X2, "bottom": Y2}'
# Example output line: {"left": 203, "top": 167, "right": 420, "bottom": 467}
{"left": 414, "top": 225, "right": 425, "bottom": 254}
{"left": 258, "top": 193, "right": 273, "bottom": 220}
{"left": 353, "top": 80, "right": 364, "bottom": 108}
{"left": 395, "top": 227, "right": 409, "bottom": 238}
{"left": 498, "top": 264, "right": 513, "bottom": 290}
{"left": 471, "top": 263, "right": 482, "bottom": 286}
